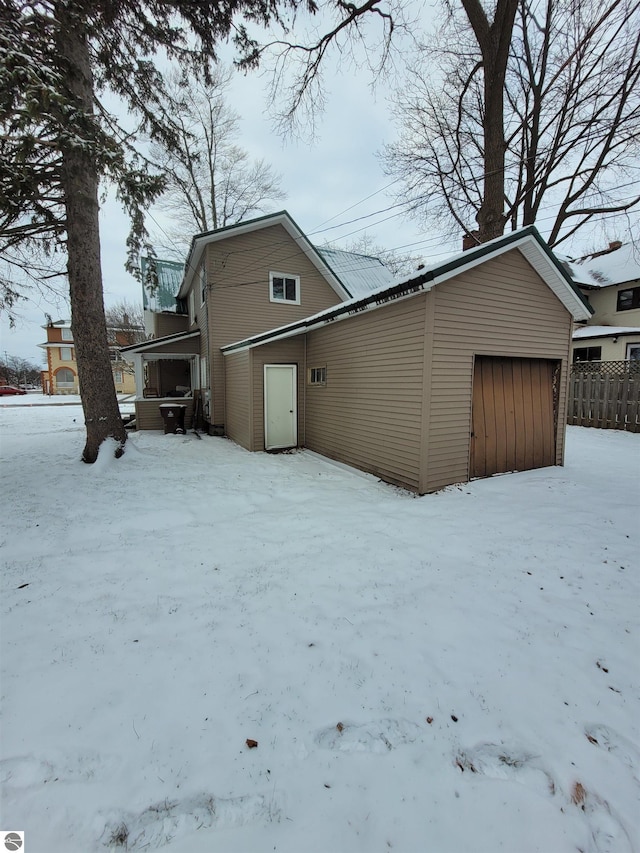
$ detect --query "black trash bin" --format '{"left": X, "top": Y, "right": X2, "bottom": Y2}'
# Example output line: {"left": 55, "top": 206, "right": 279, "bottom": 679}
{"left": 159, "top": 403, "right": 187, "bottom": 434}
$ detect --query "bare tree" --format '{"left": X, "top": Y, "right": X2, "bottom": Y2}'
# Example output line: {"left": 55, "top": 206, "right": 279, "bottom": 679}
{"left": 333, "top": 233, "right": 423, "bottom": 277}
{"left": 150, "top": 68, "right": 286, "bottom": 249}
{"left": 384, "top": 0, "right": 640, "bottom": 248}
{"left": 104, "top": 299, "right": 146, "bottom": 344}
{"left": 2, "top": 0, "right": 400, "bottom": 462}
{"left": 0, "top": 354, "right": 42, "bottom": 387}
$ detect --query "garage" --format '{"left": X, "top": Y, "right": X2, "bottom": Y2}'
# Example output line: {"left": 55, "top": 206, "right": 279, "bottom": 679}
{"left": 470, "top": 356, "right": 558, "bottom": 478}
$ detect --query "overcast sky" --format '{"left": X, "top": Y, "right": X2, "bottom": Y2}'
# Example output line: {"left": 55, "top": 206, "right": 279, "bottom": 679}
{"left": 2, "top": 50, "right": 441, "bottom": 365}
{"left": 2, "top": 7, "right": 638, "bottom": 366}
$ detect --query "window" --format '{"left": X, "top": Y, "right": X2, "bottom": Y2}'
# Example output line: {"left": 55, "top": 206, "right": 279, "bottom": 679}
{"left": 114, "top": 369, "right": 124, "bottom": 384}
{"left": 573, "top": 346, "right": 602, "bottom": 362}
{"left": 200, "top": 266, "right": 207, "bottom": 306}
{"left": 617, "top": 286, "right": 640, "bottom": 311}
{"left": 308, "top": 366, "right": 327, "bottom": 385}
{"left": 199, "top": 356, "right": 208, "bottom": 389}
{"left": 627, "top": 343, "right": 640, "bottom": 361}
{"left": 55, "top": 368, "right": 75, "bottom": 387}
{"left": 60, "top": 347, "right": 73, "bottom": 361}
{"left": 270, "top": 273, "right": 300, "bottom": 304}
{"left": 61, "top": 328, "right": 73, "bottom": 341}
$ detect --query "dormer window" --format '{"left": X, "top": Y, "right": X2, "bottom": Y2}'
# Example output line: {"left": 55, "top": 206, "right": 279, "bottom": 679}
{"left": 270, "top": 272, "right": 300, "bottom": 304}
{"left": 61, "top": 328, "right": 73, "bottom": 341}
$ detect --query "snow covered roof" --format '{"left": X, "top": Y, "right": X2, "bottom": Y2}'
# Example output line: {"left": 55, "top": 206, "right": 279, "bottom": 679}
{"left": 569, "top": 243, "right": 640, "bottom": 288}
{"left": 572, "top": 325, "right": 640, "bottom": 340}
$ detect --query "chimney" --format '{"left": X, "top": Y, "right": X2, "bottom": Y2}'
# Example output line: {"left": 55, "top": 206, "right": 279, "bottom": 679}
{"left": 463, "top": 231, "right": 480, "bottom": 251}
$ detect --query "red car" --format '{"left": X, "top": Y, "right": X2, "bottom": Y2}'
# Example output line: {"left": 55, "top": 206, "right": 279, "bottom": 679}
{"left": 0, "top": 385, "right": 27, "bottom": 395}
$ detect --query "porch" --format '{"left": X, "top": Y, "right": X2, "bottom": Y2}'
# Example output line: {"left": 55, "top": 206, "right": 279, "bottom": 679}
{"left": 120, "top": 330, "right": 203, "bottom": 430}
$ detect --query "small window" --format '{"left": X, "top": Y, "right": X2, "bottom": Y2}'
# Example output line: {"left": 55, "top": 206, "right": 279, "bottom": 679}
{"left": 626, "top": 343, "right": 640, "bottom": 361}
{"left": 270, "top": 273, "right": 300, "bottom": 304}
{"left": 573, "top": 346, "right": 602, "bottom": 362}
{"left": 617, "top": 287, "right": 640, "bottom": 311}
{"left": 308, "top": 366, "right": 327, "bottom": 385}
{"left": 200, "top": 266, "right": 207, "bottom": 306}
{"left": 114, "top": 369, "right": 124, "bottom": 384}
{"left": 61, "top": 328, "right": 73, "bottom": 341}
{"left": 60, "top": 347, "right": 73, "bottom": 361}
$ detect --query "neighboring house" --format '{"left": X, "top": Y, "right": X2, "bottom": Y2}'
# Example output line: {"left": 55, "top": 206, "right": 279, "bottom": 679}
{"left": 563, "top": 241, "right": 640, "bottom": 363}
{"left": 123, "top": 212, "right": 591, "bottom": 494}
{"left": 39, "top": 319, "right": 141, "bottom": 395}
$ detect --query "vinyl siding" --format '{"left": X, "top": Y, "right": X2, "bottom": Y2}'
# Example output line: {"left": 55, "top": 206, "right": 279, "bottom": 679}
{"left": 153, "top": 312, "right": 189, "bottom": 338}
{"left": 304, "top": 298, "right": 427, "bottom": 491}
{"left": 224, "top": 350, "right": 251, "bottom": 449}
{"left": 585, "top": 283, "right": 640, "bottom": 327}
{"left": 207, "top": 225, "right": 342, "bottom": 427}
{"left": 572, "top": 334, "right": 640, "bottom": 362}
{"left": 134, "top": 398, "right": 194, "bottom": 430}
{"left": 249, "top": 338, "right": 306, "bottom": 450}
{"left": 423, "top": 249, "right": 573, "bottom": 493}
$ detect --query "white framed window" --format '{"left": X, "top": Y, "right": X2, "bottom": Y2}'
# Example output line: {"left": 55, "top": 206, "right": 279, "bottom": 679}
{"left": 308, "top": 366, "right": 327, "bottom": 385}
{"left": 626, "top": 343, "right": 640, "bottom": 361}
{"left": 189, "top": 290, "right": 195, "bottom": 325}
{"left": 270, "top": 272, "right": 300, "bottom": 304}
{"left": 61, "top": 328, "right": 73, "bottom": 341}
{"left": 60, "top": 346, "right": 73, "bottom": 361}
{"left": 114, "top": 369, "right": 124, "bottom": 384}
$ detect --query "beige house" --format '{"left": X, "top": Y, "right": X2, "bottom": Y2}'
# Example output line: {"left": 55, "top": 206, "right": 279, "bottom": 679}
{"left": 124, "top": 213, "right": 591, "bottom": 493}
{"left": 566, "top": 242, "right": 640, "bottom": 363}
{"left": 39, "top": 319, "right": 139, "bottom": 395}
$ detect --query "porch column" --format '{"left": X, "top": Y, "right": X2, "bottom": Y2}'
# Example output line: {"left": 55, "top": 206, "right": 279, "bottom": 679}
{"left": 133, "top": 354, "right": 144, "bottom": 398}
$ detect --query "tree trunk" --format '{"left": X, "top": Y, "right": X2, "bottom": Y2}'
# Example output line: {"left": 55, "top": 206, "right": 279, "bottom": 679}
{"left": 462, "top": 0, "right": 518, "bottom": 243}
{"left": 56, "top": 4, "right": 127, "bottom": 462}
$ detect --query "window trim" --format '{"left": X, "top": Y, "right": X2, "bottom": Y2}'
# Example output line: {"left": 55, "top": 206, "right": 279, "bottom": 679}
{"left": 626, "top": 342, "right": 640, "bottom": 361}
{"left": 54, "top": 367, "right": 75, "bottom": 387}
{"left": 269, "top": 272, "right": 300, "bottom": 305}
{"left": 61, "top": 328, "right": 73, "bottom": 341}
{"left": 200, "top": 266, "right": 207, "bottom": 307}
{"left": 616, "top": 286, "right": 640, "bottom": 312}
{"left": 573, "top": 346, "right": 602, "bottom": 363}
{"left": 308, "top": 366, "right": 327, "bottom": 386}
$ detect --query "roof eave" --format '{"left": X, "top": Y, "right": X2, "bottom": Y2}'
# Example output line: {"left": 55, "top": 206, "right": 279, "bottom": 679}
{"left": 177, "top": 211, "right": 351, "bottom": 301}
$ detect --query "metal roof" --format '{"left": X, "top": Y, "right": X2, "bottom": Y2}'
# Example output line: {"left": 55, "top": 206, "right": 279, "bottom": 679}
{"left": 315, "top": 247, "right": 395, "bottom": 297}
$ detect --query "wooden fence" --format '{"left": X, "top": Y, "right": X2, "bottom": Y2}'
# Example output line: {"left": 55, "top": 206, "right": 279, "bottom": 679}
{"left": 568, "top": 361, "right": 640, "bottom": 432}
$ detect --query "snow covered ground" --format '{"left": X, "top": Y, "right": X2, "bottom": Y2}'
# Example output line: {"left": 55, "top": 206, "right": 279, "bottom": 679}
{"left": 1, "top": 398, "right": 638, "bottom": 853}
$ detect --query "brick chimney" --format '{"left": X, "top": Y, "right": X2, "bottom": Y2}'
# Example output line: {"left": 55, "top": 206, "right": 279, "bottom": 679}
{"left": 462, "top": 231, "right": 480, "bottom": 251}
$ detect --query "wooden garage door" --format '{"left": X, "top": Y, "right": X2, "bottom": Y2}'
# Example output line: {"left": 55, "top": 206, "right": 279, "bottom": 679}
{"left": 470, "top": 356, "right": 557, "bottom": 479}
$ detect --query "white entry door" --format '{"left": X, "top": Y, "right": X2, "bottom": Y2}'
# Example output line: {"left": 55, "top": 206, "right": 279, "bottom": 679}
{"left": 264, "top": 364, "right": 297, "bottom": 450}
